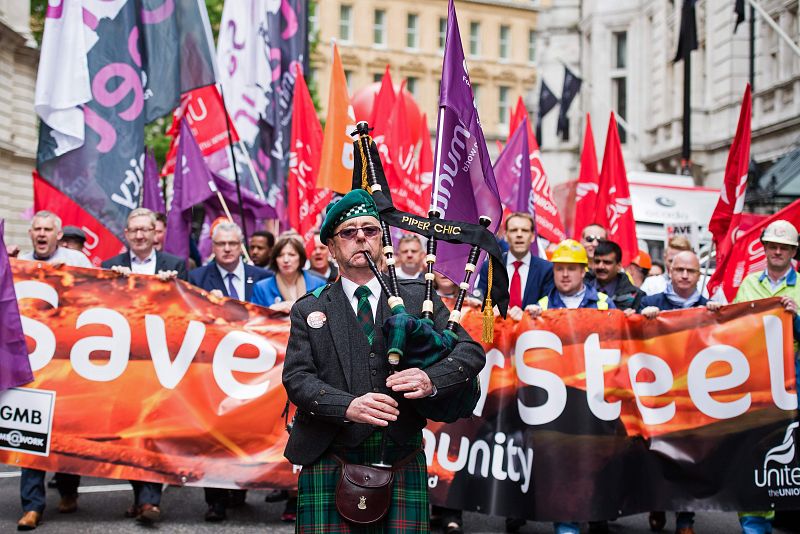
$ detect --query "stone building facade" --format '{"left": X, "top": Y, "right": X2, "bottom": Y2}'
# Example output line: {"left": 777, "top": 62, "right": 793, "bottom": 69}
{"left": 537, "top": 0, "right": 800, "bottom": 190}
{"left": 310, "top": 0, "right": 540, "bottom": 143}
{"left": 0, "top": 0, "right": 37, "bottom": 248}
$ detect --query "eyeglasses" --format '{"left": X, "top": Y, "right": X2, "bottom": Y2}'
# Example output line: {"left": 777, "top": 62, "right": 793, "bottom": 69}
{"left": 126, "top": 227, "right": 155, "bottom": 235}
{"left": 334, "top": 225, "right": 381, "bottom": 240}
{"left": 213, "top": 240, "right": 242, "bottom": 248}
{"left": 583, "top": 235, "right": 603, "bottom": 243}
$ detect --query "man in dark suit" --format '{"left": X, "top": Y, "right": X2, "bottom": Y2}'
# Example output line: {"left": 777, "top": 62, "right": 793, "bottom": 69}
{"left": 99, "top": 207, "right": 185, "bottom": 524}
{"left": 477, "top": 212, "right": 554, "bottom": 321}
{"left": 189, "top": 222, "right": 273, "bottom": 303}
{"left": 283, "top": 190, "right": 484, "bottom": 532}
{"left": 101, "top": 207, "right": 187, "bottom": 282}
{"left": 187, "top": 221, "right": 271, "bottom": 521}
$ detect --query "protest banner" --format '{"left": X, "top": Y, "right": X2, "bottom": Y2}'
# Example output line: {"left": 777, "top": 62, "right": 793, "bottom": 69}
{"left": 1, "top": 260, "right": 797, "bottom": 520}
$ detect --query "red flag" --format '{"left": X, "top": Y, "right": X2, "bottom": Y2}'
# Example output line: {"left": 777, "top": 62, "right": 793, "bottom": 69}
{"left": 418, "top": 113, "right": 433, "bottom": 212}
{"left": 162, "top": 85, "right": 240, "bottom": 175}
{"left": 708, "top": 85, "right": 752, "bottom": 265}
{"left": 596, "top": 112, "right": 638, "bottom": 265}
{"left": 288, "top": 72, "right": 330, "bottom": 247}
{"left": 508, "top": 96, "right": 527, "bottom": 142}
{"left": 33, "top": 172, "right": 125, "bottom": 266}
{"left": 572, "top": 114, "right": 600, "bottom": 239}
{"left": 371, "top": 65, "right": 396, "bottom": 137}
{"left": 385, "top": 81, "right": 425, "bottom": 215}
{"left": 505, "top": 97, "right": 566, "bottom": 243}
{"left": 707, "top": 198, "right": 800, "bottom": 302}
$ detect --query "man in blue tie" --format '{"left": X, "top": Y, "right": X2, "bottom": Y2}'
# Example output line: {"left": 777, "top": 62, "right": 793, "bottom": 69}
{"left": 188, "top": 221, "right": 272, "bottom": 521}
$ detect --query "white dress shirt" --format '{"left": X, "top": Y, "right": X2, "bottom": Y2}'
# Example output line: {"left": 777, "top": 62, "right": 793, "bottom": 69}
{"left": 217, "top": 260, "right": 245, "bottom": 300}
{"left": 130, "top": 249, "right": 157, "bottom": 275}
{"left": 506, "top": 251, "right": 531, "bottom": 303}
{"left": 340, "top": 276, "right": 382, "bottom": 318}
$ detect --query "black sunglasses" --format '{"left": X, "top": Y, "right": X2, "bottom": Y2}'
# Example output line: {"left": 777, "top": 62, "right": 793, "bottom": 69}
{"left": 583, "top": 235, "right": 603, "bottom": 243}
{"left": 334, "top": 225, "right": 381, "bottom": 240}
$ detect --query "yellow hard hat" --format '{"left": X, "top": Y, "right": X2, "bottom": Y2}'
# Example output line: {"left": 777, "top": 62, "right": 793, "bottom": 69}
{"left": 550, "top": 239, "right": 589, "bottom": 264}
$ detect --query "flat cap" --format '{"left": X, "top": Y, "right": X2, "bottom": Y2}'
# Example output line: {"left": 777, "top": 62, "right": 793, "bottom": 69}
{"left": 320, "top": 189, "right": 380, "bottom": 242}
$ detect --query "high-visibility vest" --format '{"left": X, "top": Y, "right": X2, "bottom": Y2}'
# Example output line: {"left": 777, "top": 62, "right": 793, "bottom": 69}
{"left": 538, "top": 292, "right": 609, "bottom": 311}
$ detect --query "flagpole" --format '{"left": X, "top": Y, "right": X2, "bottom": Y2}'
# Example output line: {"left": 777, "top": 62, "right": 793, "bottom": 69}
{"left": 429, "top": 106, "right": 446, "bottom": 215}
{"left": 700, "top": 240, "right": 714, "bottom": 295}
{"left": 216, "top": 84, "right": 250, "bottom": 247}
{"left": 237, "top": 141, "right": 267, "bottom": 200}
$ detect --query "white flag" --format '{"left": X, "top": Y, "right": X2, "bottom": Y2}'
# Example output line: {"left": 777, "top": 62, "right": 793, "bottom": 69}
{"left": 216, "top": 0, "right": 272, "bottom": 145}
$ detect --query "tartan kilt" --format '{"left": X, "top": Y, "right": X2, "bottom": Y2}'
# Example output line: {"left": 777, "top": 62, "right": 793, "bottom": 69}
{"left": 296, "top": 431, "right": 429, "bottom": 533}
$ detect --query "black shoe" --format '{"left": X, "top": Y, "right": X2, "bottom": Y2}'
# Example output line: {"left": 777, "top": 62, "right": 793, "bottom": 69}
{"left": 204, "top": 503, "right": 227, "bottom": 522}
{"left": 264, "top": 489, "right": 288, "bottom": 503}
{"left": 589, "top": 520, "right": 609, "bottom": 533}
{"left": 506, "top": 517, "right": 526, "bottom": 533}
{"left": 47, "top": 477, "right": 58, "bottom": 489}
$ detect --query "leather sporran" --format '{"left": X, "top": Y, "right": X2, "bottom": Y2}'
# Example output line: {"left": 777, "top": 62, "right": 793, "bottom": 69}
{"left": 334, "top": 460, "right": 393, "bottom": 525}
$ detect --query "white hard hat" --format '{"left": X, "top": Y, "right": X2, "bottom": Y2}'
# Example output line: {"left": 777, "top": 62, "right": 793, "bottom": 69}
{"left": 762, "top": 220, "right": 799, "bottom": 247}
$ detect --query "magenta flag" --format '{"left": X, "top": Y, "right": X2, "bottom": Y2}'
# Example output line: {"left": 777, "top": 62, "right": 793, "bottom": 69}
{"left": 0, "top": 220, "right": 33, "bottom": 391}
{"left": 165, "top": 121, "right": 217, "bottom": 261}
{"left": 141, "top": 149, "right": 166, "bottom": 214}
{"left": 432, "top": 0, "right": 503, "bottom": 284}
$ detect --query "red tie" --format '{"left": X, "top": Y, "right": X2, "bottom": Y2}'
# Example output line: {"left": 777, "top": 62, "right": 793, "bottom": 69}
{"left": 509, "top": 260, "right": 522, "bottom": 309}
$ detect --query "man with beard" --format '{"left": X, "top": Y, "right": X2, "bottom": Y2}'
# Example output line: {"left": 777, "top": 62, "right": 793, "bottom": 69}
{"left": 733, "top": 220, "right": 800, "bottom": 534}
{"left": 283, "top": 190, "right": 484, "bottom": 532}
{"left": 585, "top": 240, "right": 644, "bottom": 311}
{"left": 248, "top": 230, "right": 275, "bottom": 269}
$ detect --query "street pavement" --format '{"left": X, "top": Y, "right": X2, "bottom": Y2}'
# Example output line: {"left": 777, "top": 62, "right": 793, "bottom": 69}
{"left": 0, "top": 464, "right": 797, "bottom": 533}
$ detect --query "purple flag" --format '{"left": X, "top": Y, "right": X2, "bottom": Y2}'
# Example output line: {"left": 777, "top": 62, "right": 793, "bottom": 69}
{"left": 36, "top": 1, "right": 217, "bottom": 240}
{"left": 0, "top": 220, "right": 34, "bottom": 391}
{"left": 141, "top": 149, "right": 166, "bottom": 214}
{"left": 494, "top": 118, "right": 533, "bottom": 215}
{"left": 432, "top": 0, "right": 503, "bottom": 284}
{"left": 165, "top": 121, "right": 217, "bottom": 260}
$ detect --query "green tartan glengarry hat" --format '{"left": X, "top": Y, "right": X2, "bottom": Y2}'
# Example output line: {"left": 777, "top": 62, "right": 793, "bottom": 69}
{"left": 319, "top": 189, "right": 381, "bottom": 242}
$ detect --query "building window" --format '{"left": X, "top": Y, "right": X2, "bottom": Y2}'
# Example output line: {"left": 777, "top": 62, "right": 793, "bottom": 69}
{"left": 374, "top": 10, "right": 386, "bottom": 46}
{"left": 469, "top": 22, "right": 481, "bottom": 57}
{"left": 613, "top": 31, "right": 627, "bottom": 69}
{"left": 611, "top": 30, "right": 628, "bottom": 143}
{"left": 407, "top": 77, "right": 418, "bottom": 97}
{"left": 373, "top": 72, "right": 383, "bottom": 83}
{"left": 612, "top": 78, "right": 627, "bottom": 143}
{"left": 407, "top": 14, "right": 419, "bottom": 49}
{"left": 498, "top": 86, "right": 510, "bottom": 126}
{"left": 499, "top": 25, "right": 511, "bottom": 60}
{"left": 339, "top": 5, "right": 352, "bottom": 42}
{"left": 439, "top": 17, "right": 447, "bottom": 51}
{"left": 472, "top": 83, "right": 481, "bottom": 109}
{"left": 344, "top": 70, "right": 353, "bottom": 92}
{"left": 528, "top": 30, "right": 536, "bottom": 63}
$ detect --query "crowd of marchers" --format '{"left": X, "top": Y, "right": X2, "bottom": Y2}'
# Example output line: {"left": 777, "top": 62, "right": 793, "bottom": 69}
{"left": 4, "top": 207, "right": 800, "bottom": 534}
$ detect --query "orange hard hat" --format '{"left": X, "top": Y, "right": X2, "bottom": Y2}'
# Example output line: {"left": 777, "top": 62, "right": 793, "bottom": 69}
{"left": 631, "top": 250, "right": 652, "bottom": 270}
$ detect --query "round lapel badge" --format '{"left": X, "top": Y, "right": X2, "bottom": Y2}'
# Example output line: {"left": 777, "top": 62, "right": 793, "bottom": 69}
{"left": 307, "top": 311, "right": 327, "bottom": 329}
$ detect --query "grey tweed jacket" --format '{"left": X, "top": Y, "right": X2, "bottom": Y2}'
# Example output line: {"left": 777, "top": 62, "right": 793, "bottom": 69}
{"left": 282, "top": 277, "right": 484, "bottom": 466}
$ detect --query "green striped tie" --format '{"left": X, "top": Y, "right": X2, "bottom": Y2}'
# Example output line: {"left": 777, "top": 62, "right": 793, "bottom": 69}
{"left": 355, "top": 285, "right": 375, "bottom": 345}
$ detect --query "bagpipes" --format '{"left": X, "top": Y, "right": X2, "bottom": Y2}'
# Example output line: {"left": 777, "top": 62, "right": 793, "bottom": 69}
{"left": 349, "top": 122, "right": 510, "bottom": 427}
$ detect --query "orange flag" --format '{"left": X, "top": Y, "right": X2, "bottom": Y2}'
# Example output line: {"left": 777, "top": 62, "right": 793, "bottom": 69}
{"left": 318, "top": 43, "right": 356, "bottom": 193}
